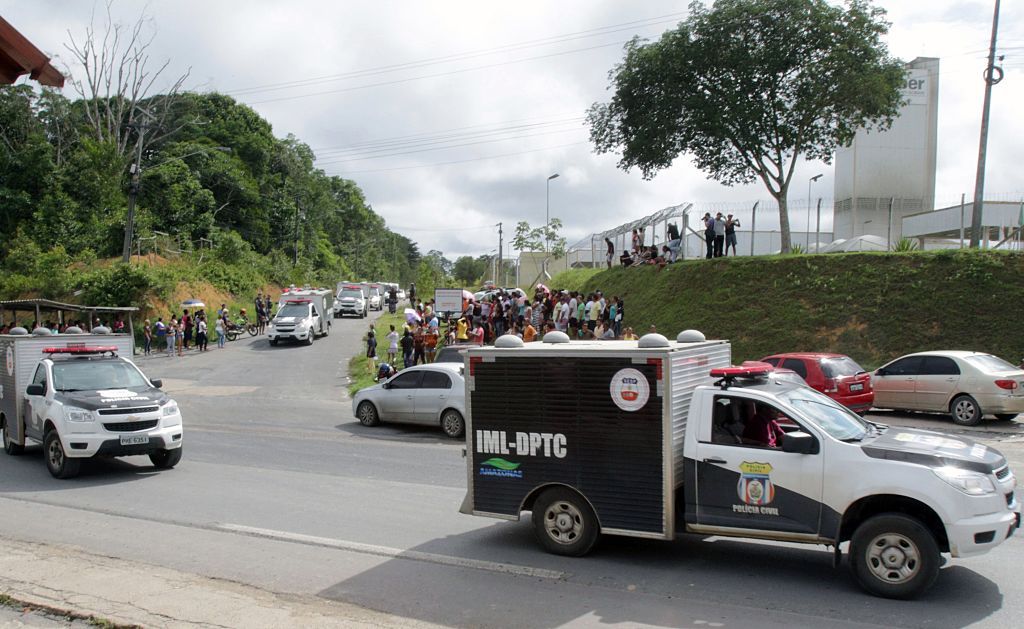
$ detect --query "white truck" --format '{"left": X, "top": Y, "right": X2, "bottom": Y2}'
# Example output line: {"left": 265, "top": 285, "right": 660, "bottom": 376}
{"left": 333, "top": 283, "right": 367, "bottom": 318}
{"left": 0, "top": 329, "right": 183, "bottom": 479}
{"left": 460, "top": 331, "right": 1019, "bottom": 599}
{"left": 269, "top": 287, "right": 332, "bottom": 345}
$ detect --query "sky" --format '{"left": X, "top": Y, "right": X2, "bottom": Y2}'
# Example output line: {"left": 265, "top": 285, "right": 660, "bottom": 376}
{"left": 5, "top": 1, "right": 1023, "bottom": 259}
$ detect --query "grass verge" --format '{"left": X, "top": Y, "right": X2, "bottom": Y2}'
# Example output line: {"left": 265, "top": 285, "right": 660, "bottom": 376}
{"left": 347, "top": 311, "right": 410, "bottom": 396}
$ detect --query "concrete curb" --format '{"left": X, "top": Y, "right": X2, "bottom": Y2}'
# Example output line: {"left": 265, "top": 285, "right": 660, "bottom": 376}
{"left": 0, "top": 536, "right": 442, "bottom": 628}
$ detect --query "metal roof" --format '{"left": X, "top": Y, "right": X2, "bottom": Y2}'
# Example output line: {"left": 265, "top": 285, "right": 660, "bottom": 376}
{"left": 0, "top": 299, "right": 138, "bottom": 313}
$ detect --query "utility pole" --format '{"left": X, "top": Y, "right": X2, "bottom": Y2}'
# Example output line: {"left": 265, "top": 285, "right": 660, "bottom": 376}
{"left": 121, "top": 125, "right": 148, "bottom": 263}
{"left": 887, "top": 197, "right": 894, "bottom": 251}
{"left": 970, "top": 0, "right": 1003, "bottom": 248}
{"left": 497, "top": 222, "right": 504, "bottom": 287}
{"left": 750, "top": 202, "right": 759, "bottom": 256}
{"left": 815, "top": 198, "right": 822, "bottom": 253}
{"left": 293, "top": 195, "right": 300, "bottom": 266}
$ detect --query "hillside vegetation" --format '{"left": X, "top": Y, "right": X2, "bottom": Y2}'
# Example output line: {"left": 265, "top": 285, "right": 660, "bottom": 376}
{"left": 551, "top": 250, "right": 1024, "bottom": 369}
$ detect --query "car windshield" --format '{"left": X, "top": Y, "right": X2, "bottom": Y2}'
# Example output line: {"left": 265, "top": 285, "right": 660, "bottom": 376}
{"left": 821, "top": 357, "right": 864, "bottom": 378}
{"left": 52, "top": 360, "right": 150, "bottom": 391}
{"left": 277, "top": 304, "right": 310, "bottom": 318}
{"left": 778, "top": 387, "right": 869, "bottom": 442}
{"left": 964, "top": 354, "right": 1019, "bottom": 373}
{"left": 341, "top": 290, "right": 362, "bottom": 298}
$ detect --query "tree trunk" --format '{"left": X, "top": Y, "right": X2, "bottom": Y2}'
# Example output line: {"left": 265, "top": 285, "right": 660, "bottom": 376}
{"left": 775, "top": 189, "right": 792, "bottom": 253}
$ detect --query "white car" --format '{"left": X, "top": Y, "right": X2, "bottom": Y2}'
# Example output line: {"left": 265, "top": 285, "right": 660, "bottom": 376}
{"left": 352, "top": 363, "right": 466, "bottom": 438}
{"left": 397, "top": 289, "right": 406, "bottom": 301}
{"left": 872, "top": 351, "right": 1024, "bottom": 426}
{"left": 367, "top": 288, "right": 382, "bottom": 311}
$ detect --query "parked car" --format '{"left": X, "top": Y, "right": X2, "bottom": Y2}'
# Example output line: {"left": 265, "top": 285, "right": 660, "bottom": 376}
{"left": 434, "top": 345, "right": 466, "bottom": 364}
{"left": 760, "top": 353, "right": 873, "bottom": 414}
{"left": 352, "top": 363, "right": 466, "bottom": 438}
{"left": 872, "top": 351, "right": 1024, "bottom": 426}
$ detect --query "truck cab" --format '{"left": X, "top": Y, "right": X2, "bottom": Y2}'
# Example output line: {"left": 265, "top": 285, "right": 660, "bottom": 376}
{"left": 460, "top": 334, "right": 1019, "bottom": 599}
{"left": 334, "top": 284, "right": 367, "bottom": 318}
{"left": 269, "top": 297, "right": 328, "bottom": 345}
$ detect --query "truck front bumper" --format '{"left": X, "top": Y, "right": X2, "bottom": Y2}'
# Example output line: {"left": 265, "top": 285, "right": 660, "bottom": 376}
{"left": 947, "top": 501, "right": 1019, "bottom": 558}
{"left": 62, "top": 424, "right": 183, "bottom": 458}
{"left": 268, "top": 330, "right": 310, "bottom": 341}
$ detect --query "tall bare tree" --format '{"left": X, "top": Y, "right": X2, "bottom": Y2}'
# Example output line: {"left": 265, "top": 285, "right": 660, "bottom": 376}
{"left": 63, "top": 0, "right": 192, "bottom": 157}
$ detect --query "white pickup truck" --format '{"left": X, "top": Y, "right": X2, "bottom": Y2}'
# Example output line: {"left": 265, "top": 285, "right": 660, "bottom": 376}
{"left": 460, "top": 332, "right": 1019, "bottom": 599}
{"left": 1, "top": 332, "right": 183, "bottom": 479}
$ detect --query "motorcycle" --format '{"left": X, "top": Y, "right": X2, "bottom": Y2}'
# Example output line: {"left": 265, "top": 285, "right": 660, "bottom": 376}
{"left": 224, "top": 317, "right": 257, "bottom": 341}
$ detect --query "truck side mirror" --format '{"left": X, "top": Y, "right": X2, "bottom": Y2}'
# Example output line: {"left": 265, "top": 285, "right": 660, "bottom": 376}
{"left": 782, "top": 431, "right": 817, "bottom": 454}
{"left": 150, "top": 379, "right": 163, "bottom": 389}
{"left": 26, "top": 384, "right": 45, "bottom": 396}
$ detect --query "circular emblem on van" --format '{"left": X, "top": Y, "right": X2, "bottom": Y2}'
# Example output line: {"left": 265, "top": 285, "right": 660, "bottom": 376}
{"left": 5, "top": 346, "right": 13, "bottom": 377}
{"left": 609, "top": 368, "right": 649, "bottom": 412}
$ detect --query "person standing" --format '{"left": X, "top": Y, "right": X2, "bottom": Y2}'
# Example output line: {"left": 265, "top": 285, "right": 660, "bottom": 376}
{"left": 413, "top": 324, "right": 426, "bottom": 365}
{"left": 666, "top": 222, "right": 682, "bottom": 262}
{"left": 264, "top": 294, "right": 273, "bottom": 321}
{"left": 703, "top": 213, "right": 715, "bottom": 259}
{"left": 400, "top": 329, "right": 414, "bottom": 368}
{"left": 196, "top": 315, "right": 209, "bottom": 351}
{"left": 255, "top": 292, "right": 266, "bottom": 335}
{"left": 386, "top": 324, "right": 399, "bottom": 364}
{"left": 605, "top": 237, "right": 615, "bottom": 269}
{"left": 166, "top": 317, "right": 177, "bottom": 356}
{"left": 713, "top": 212, "right": 726, "bottom": 258}
{"left": 215, "top": 314, "right": 225, "bottom": 349}
{"left": 143, "top": 319, "right": 152, "bottom": 356}
{"left": 181, "top": 309, "right": 193, "bottom": 350}
{"left": 424, "top": 326, "right": 438, "bottom": 363}
{"left": 366, "top": 326, "right": 378, "bottom": 375}
{"left": 725, "top": 214, "right": 741, "bottom": 256}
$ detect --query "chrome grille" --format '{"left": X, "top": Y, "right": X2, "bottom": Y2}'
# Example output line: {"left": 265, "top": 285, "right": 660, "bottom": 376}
{"left": 98, "top": 406, "right": 159, "bottom": 416}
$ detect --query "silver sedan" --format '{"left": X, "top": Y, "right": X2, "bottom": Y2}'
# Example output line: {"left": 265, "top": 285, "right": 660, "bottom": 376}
{"left": 352, "top": 363, "right": 466, "bottom": 438}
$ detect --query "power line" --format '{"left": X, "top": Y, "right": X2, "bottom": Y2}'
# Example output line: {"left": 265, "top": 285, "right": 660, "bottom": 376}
{"left": 327, "top": 140, "right": 588, "bottom": 176}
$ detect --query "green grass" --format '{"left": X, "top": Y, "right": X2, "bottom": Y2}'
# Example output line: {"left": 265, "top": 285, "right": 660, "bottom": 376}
{"left": 559, "top": 250, "right": 1024, "bottom": 370}
{"left": 347, "top": 311, "right": 412, "bottom": 396}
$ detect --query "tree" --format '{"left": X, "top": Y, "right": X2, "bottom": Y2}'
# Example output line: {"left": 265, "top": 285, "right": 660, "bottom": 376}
{"left": 588, "top": 0, "right": 905, "bottom": 252}
{"left": 453, "top": 255, "right": 486, "bottom": 285}
{"left": 512, "top": 219, "right": 567, "bottom": 258}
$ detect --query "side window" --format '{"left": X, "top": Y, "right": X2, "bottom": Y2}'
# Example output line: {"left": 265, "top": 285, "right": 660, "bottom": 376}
{"left": 31, "top": 364, "right": 47, "bottom": 392}
{"left": 781, "top": 358, "right": 809, "bottom": 379}
{"left": 709, "top": 396, "right": 797, "bottom": 450}
{"left": 421, "top": 370, "right": 452, "bottom": 389}
{"left": 389, "top": 371, "right": 423, "bottom": 390}
{"left": 761, "top": 357, "right": 780, "bottom": 367}
{"left": 921, "top": 356, "right": 960, "bottom": 376}
{"left": 885, "top": 356, "right": 922, "bottom": 376}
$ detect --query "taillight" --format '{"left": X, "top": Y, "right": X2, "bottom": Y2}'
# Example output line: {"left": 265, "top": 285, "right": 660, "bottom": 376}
{"left": 995, "top": 379, "right": 1018, "bottom": 390}
{"left": 824, "top": 377, "right": 838, "bottom": 393}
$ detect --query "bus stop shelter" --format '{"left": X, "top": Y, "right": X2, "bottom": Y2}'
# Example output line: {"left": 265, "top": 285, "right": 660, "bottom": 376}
{"left": 0, "top": 299, "right": 138, "bottom": 335}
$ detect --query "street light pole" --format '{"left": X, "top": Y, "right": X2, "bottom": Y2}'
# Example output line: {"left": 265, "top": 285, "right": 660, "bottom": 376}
{"left": 807, "top": 174, "right": 823, "bottom": 250}
{"left": 545, "top": 173, "right": 559, "bottom": 252}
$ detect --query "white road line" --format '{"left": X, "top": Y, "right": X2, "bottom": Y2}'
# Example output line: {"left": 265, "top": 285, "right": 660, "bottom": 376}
{"left": 217, "top": 523, "right": 565, "bottom": 580}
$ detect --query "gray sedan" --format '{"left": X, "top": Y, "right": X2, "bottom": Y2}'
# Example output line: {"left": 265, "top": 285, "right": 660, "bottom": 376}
{"left": 352, "top": 363, "right": 466, "bottom": 438}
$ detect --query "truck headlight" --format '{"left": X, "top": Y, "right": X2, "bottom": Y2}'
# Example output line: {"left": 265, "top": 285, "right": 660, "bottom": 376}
{"left": 934, "top": 467, "right": 997, "bottom": 496}
{"left": 162, "top": 401, "right": 179, "bottom": 417}
{"left": 64, "top": 407, "right": 94, "bottom": 422}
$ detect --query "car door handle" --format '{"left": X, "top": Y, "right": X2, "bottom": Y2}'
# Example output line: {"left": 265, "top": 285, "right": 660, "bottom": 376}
{"left": 945, "top": 377, "right": 956, "bottom": 382}
{"left": 703, "top": 457, "right": 727, "bottom": 465}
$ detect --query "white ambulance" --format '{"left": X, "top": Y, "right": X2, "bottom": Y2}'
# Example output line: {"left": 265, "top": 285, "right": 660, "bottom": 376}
{"left": 269, "top": 287, "right": 332, "bottom": 345}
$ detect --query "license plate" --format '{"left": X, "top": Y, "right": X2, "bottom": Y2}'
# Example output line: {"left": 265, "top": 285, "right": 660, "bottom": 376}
{"left": 120, "top": 434, "right": 149, "bottom": 446}
{"left": 850, "top": 383, "right": 864, "bottom": 392}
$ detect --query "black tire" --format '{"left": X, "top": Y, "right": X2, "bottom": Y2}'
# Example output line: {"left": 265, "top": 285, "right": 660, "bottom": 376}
{"left": 440, "top": 409, "right": 465, "bottom": 439}
{"left": 305, "top": 331, "right": 314, "bottom": 345}
{"left": 226, "top": 330, "right": 239, "bottom": 342}
{"left": 850, "top": 513, "right": 941, "bottom": 599}
{"left": 149, "top": 446, "right": 183, "bottom": 469}
{"left": 324, "top": 322, "right": 330, "bottom": 337}
{"left": 995, "top": 413, "right": 1018, "bottom": 421}
{"left": 357, "top": 401, "right": 380, "bottom": 427}
{"left": 44, "top": 430, "right": 80, "bottom": 479}
{"left": 2, "top": 417, "right": 24, "bottom": 455}
{"left": 269, "top": 339, "right": 278, "bottom": 346}
{"left": 950, "top": 395, "right": 983, "bottom": 426}
{"left": 532, "top": 487, "right": 600, "bottom": 557}
{"left": 246, "top": 324, "right": 258, "bottom": 337}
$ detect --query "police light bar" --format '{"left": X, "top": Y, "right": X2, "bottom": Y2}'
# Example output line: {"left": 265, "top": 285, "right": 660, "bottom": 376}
{"left": 42, "top": 346, "right": 118, "bottom": 355}
{"left": 709, "top": 361, "right": 774, "bottom": 379}
{"left": 285, "top": 298, "right": 312, "bottom": 304}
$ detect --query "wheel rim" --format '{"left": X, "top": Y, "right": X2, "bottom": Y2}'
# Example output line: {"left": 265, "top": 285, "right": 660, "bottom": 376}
{"left": 866, "top": 533, "right": 921, "bottom": 585}
{"left": 47, "top": 437, "right": 64, "bottom": 470}
{"left": 954, "top": 399, "right": 976, "bottom": 422}
{"left": 358, "top": 404, "right": 376, "bottom": 425}
{"left": 543, "top": 500, "right": 585, "bottom": 545}
{"left": 443, "top": 412, "right": 462, "bottom": 436}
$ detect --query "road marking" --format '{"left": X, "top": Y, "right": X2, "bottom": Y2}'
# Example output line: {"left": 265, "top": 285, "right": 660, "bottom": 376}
{"left": 217, "top": 523, "right": 564, "bottom": 580}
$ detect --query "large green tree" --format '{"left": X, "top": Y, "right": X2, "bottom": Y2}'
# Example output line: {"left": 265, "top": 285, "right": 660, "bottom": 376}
{"left": 588, "top": 0, "right": 905, "bottom": 252}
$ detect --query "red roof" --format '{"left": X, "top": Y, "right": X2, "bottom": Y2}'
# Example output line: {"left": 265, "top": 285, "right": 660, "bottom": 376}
{"left": 0, "top": 17, "right": 64, "bottom": 87}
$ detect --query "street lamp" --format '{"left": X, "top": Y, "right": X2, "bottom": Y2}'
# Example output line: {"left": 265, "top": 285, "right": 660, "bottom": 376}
{"left": 122, "top": 145, "right": 232, "bottom": 263}
{"left": 545, "top": 173, "right": 559, "bottom": 252}
{"left": 807, "top": 173, "right": 823, "bottom": 250}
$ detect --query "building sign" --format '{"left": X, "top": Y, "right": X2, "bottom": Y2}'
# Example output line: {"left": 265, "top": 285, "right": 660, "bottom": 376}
{"left": 901, "top": 69, "right": 929, "bottom": 106}
{"left": 434, "top": 288, "right": 464, "bottom": 314}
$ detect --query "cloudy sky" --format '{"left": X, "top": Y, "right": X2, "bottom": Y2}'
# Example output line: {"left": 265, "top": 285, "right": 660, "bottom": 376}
{"left": 6, "top": 1, "right": 1023, "bottom": 258}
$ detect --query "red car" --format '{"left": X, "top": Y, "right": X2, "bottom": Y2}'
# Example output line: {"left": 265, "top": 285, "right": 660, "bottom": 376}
{"left": 759, "top": 353, "right": 874, "bottom": 413}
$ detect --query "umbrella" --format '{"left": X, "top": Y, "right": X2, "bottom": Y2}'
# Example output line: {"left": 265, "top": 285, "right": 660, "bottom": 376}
{"left": 535, "top": 283, "right": 550, "bottom": 295}
{"left": 180, "top": 299, "right": 205, "bottom": 309}
{"left": 404, "top": 308, "right": 422, "bottom": 324}
{"left": 461, "top": 289, "right": 475, "bottom": 302}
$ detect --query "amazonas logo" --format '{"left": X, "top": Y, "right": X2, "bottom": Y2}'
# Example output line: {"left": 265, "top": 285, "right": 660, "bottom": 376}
{"left": 737, "top": 462, "right": 775, "bottom": 505}
{"left": 479, "top": 458, "right": 523, "bottom": 479}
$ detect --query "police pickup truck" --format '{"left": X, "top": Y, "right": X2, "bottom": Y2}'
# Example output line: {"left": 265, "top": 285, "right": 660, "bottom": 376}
{"left": 460, "top": 332, "right": 1019, "bottom": 599}
{"left": 1, "top": 334, "right": 183, "bottom": 479}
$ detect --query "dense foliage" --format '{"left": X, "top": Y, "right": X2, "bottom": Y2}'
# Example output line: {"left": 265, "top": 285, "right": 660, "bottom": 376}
{"left": 0, "top": 86, "right": 434, "bottom": 302}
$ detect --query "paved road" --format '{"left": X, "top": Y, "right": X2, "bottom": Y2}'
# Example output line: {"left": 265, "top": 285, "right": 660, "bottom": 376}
{"left": 1, "top": 318, "right": 1022, "bottom": 628}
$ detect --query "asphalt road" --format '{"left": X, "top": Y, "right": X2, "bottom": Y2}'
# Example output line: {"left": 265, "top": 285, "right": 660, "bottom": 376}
{"left": 1, "top": 316, "right": 1022, "bottom": 628}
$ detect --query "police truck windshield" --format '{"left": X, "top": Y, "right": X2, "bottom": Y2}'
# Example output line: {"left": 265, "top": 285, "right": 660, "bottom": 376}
{"left": 341, "top": 289, "right": 363, "bottom": 298}
{"left": 277, "top": 304, "right": 310, "bottom": 318}
{"left": 779, "top": 388, "right": 870, "bottom": 442}
{"left": 53, "top": 360, "right": 151, "bottom": 391}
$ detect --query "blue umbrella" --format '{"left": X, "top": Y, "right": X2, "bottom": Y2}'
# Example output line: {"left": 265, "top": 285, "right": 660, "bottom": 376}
{"left": 180, "top": 299, "right": 206, "bottom": 309}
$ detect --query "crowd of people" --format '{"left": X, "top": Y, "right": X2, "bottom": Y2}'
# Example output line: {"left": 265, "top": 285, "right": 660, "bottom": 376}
{"left": 0, "top": 315, "right": 127, "bottom": 335}
{"left": 605, "top": 214, "right": 742, "bottom": 269}
{"left": 141, "top": 294, "right": 273, "bottom": 357}
{"left": 364, "top": 305, "right": 443, "bottom": 380}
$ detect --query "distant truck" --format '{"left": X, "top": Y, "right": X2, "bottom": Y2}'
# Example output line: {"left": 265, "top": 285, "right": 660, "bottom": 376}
{"left": 0, "top": 329, "right": 183, "bottom": 479}
{"left": 460, "top": 331, "right": 1019, "bottom": 599}
{"left": 269, "top": 287, "right": 332, "bottom": 346}
{"left": 334, "top": 284, "right": 367, "bottom": 318}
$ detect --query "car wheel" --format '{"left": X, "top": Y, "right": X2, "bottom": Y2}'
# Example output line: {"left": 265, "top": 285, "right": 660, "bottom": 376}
{"left": 994, "top": 413, "right": 1018, "bottom": 421}
{"left": 440, "top": 409, "right": 465, "bottom": 439}
{"left": 532, "top": 487, "right": 600, "bottom": 557}
{"left": 950, "top": 395, "right": 982, "bottom": 426}
{"left": 850, "top": 513, "right": 940, "bottom": 599}
{"left": 357, "top": 401, "right": 380, "bottom": 427}
{"left": 44, "top": 430, "right": 80, "bottom": 479}
{"left": 149, "top": 446, "right": 183, "bottom": 469}
{"left": 306, "top": 332, "right": 314, "bottom": 346}
{"left": 1, "top": 417, "right": 24, "bottom": 455}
